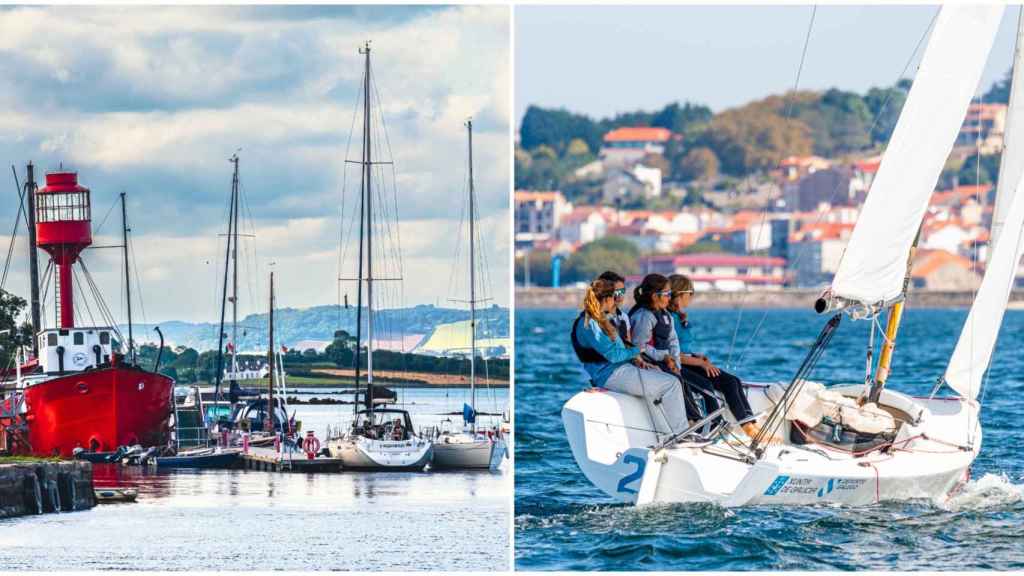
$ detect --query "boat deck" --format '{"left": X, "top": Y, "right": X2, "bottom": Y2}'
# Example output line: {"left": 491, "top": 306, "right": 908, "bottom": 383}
{"left": 239, "top": 447, "right": 343, "bottom": 473}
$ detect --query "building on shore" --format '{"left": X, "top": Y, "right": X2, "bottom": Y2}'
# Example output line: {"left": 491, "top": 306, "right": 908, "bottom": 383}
{"left": 639, "top": 253, "right": 788, "bottom": 291}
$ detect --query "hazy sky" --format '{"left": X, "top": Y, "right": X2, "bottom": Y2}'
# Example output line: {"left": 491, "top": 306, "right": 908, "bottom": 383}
{"left": 515, "top": 5, "right": 1019, "bottom": 122}
{"left": 0, "top": 5, "right": 510, "bottom": 324}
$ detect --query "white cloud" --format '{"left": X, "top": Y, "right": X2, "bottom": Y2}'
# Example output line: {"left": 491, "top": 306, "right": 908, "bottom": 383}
{"left": 0, "top": 5, "right": 511, "bottom": 322}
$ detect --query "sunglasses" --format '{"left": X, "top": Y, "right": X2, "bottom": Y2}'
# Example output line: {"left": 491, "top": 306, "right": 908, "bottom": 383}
{"left": 655, "top": 290, "right": 672, "bottom": 297}
{"left": 613, "top": 288, "right": 626, "bottom": 297}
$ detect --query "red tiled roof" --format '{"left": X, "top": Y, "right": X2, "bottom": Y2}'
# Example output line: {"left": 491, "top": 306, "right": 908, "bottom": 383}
{"left": 603, "top": 127, "right": 672, "bottom": 143}
{"left": 515, "top": 190, "right": 564, "bottom": 202}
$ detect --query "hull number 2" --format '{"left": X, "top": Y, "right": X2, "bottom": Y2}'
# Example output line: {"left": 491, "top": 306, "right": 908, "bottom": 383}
{"left": 616, "top": 452, "right": 646, "bottom": 495}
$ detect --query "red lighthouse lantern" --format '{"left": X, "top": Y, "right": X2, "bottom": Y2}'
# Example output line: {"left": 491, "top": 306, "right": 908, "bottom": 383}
{"left": 35, "top": 172, "right": 92, "bottom": 329}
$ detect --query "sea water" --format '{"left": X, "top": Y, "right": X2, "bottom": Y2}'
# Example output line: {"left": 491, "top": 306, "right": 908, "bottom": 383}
{"left": 0, "top": 388, "right": 510, "bottom": 571}
{"left": 515, "top": 308, "right": 1024, "bottom": 571}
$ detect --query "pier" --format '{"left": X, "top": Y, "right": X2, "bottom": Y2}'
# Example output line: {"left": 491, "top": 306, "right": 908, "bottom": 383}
{"left": 239, "top": 447, "right": 343, "bottom": 473}
{"left": 0, "top": 460, "right": 95, "bottom": 519}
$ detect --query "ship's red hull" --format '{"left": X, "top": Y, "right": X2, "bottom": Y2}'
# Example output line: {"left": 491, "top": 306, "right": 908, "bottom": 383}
{"left": 21, "top": 366, "right": 173, "bottom": 457}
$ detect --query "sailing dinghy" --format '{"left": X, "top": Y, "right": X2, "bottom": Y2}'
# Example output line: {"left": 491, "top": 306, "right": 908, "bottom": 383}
{"left": 563, "top": 5, "right": 1016, "bottom": 506}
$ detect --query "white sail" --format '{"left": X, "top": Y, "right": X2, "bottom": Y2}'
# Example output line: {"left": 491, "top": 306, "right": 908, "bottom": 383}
{"left": 992, "top": 10, "right": 1024, "bottom": 246}
{"left": 944, "top": 172, "right": 1024, "bottom": 400}
{"left": 944, "top": 10, "right": 1024, "bottom": 401}
{"left": 829, "top": 5, "right": 1003, "bottom": 311}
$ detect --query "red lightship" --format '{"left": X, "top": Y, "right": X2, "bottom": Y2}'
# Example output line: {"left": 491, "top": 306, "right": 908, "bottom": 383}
{"left": 1, "top": 169, "right": 173, "bottom": 457}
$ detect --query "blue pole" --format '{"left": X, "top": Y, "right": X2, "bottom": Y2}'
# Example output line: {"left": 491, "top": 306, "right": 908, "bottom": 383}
{"left": 552, "top": 255, "right": 562, "bottom": 288}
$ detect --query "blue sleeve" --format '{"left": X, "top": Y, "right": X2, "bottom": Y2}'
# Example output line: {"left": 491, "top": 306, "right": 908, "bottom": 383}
{"left": 578, "top": 317, "right": 638, "bottom": 364}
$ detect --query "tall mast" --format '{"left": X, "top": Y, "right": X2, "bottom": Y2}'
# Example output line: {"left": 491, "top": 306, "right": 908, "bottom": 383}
{"left": 352, "top": 46, "right": 368, "bottom": 411}
{"left": 231, "top": 154, "right": 240, "bottom": 374}
{"left": 121, "top": 191, "right": 134, "bottom": 364}
{"left": 467, "top": 118, "right": 477, "bottom": 431}
{"left": 24, "top": 163, "right": 41, "bottom": 356}
{"left": 214, "top": 154, "right": 239, "bottom": 405}
{"left": 362, "top": 41, "right": 375, "bottom": 409}
{"left": 266, "top": 271, "right": 275, "bottom": 433}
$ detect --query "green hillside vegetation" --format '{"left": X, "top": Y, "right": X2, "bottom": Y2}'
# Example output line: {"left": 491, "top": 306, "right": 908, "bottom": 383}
{"left": 517, "top": 73, "right": 1010, "bottom": 205}
{"left": 135, "top": 328, "right": 509, "bottom": 386}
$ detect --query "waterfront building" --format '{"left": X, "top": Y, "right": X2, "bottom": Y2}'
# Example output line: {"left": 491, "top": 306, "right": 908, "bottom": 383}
{"left": 599, "top": 126, "right": 672, "bottom": 167}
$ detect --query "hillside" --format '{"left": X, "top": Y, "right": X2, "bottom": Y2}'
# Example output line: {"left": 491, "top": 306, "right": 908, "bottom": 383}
{"left": 126, "top": 303, "right": 509, "bottom": 352}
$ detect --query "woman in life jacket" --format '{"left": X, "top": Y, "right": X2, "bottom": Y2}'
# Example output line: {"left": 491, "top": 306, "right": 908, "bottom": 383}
{"left": 571, "top": 278, "right": 689, "bottom": 438}
{"left": 627, "top": 274, "right": 705, "bottom": 422}
{"left": 666, "top": 274, "right": 759, "bottom": 438}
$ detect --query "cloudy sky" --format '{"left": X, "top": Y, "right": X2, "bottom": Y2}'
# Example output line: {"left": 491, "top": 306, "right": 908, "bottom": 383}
{"left": 516, "top": 5, "right": 1019, "bottom": 121}
{"left": 0, "top": 5, "right": 511, "bottom": 325}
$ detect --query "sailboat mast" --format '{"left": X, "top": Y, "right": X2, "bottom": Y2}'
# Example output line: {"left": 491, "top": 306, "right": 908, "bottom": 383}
{"left": 467, "top": 118, "right": 477, "bottom": 430}
{"left": 231, "top": 154, "right": 240, "bottom": 374}
{"left": 266, "top": 271, "right": 275, "bottom": 433}
{"left": 214, "top": 154, "right": 239, "bottom": 404}
{"left": 867, "top": 229, "right": 921, "bottom": 404}
{"left": 362, "top": 42, "right": 375, "bottom": 408}
{"left": 121, "top": 191, "right": 134, "bottom": 364}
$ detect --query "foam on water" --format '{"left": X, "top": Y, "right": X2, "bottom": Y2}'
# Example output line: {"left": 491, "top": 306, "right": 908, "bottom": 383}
{"left": 941, "top": 472, "right": 1024, "bottom": 511}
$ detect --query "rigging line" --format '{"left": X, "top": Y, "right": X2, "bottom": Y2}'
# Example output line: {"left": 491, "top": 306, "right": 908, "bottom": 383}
{"left": 2, "top": 167, "right": 26, "bottom": 294}
{"left": 71, "top": 265, "right": 97, "bottom": 327}
{"left": 726, "top": 4, "right": 817, "bottom": 369}
{"left": 128, "top": 229, "right": 148, "bottom": 329}
{"left": 78, "top": 260, "right": 123, "bottom": 342}
{"left": 731, "top": 8, "right": 940, "bottom": 370}
{"left": 92, "top": 198, "right": 119, "bottom": 238}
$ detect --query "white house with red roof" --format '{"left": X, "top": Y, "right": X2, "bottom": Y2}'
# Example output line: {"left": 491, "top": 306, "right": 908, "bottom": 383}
{"left": 599, "top": 126, "right": 673, "bottom": 167}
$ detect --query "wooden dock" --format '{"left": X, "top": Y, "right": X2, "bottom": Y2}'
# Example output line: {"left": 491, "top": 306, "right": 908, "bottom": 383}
{"left": 239, "top": 447, "right": 343, "bottom": 473}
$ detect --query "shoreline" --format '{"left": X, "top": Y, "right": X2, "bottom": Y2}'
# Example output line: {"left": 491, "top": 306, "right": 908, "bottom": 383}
{"left": 515, "top": 287, "right": 1024, "bottom": 310}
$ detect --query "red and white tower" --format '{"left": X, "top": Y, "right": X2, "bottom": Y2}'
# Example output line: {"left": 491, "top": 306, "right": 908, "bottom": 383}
{"left": 35, "top": 171, "right": 93, "bottom": 328}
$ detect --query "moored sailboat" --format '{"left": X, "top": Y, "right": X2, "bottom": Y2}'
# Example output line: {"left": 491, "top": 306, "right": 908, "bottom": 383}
{"left": 563, "top": 5, "right": 1013, "bottom": 506}
{"left": 324, "top": 42, "right": 432, "bottom": 471}
{"left": 431, "top": 119, "right": 507, "bottom": 471}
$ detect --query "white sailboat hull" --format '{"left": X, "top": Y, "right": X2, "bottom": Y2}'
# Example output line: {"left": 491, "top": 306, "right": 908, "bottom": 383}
{"left": 327, "top": 436, "right": 433, "bottom": 471}
{"left": 432, "top": 433, "right": 507, "bottom": 471}
{"left": 563, "top": 383, "right": 979, "bottom": 507}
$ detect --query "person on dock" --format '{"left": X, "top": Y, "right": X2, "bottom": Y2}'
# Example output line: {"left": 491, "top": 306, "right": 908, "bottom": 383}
{"left": 570, "top": 278, "right": 688, "bottom": 439}
{"left": 598, "top": 270, "right": 631, "bottom": 345}
{"left": 666, "top": 273, "right": 759, "bottom": 438}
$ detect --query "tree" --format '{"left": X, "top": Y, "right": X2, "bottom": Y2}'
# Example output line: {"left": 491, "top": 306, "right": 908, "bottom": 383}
{"left": 566, "top": 138, "right": 592, "bottom": 158}
{"left": 700, "top": 96, "right": 813, "bottom": 175}
{"left": 652, "top": 101, "right": 713, "bottom": 134}
{"left": 564, "top": 236, "right": 640, "bottom": 282}
{"left": 515, "top": 250, "right": 554, "bottom": 287}
{"left": 864, "top": 83, "right": 909, "bottom": 145}
{"left": 984, "top": 67, "right": 1012, "bottom": 104}
{"left": 677, "top": 147, "right": 720, "bottom": 181}
{"left": 0, "top": 290, "right": 31, "bottom": 368}
{"left": 640, "top": 153, "right": 671, "bottom": 178}
{"left": 519, "top": 106, "right": 604, "bottom": 154}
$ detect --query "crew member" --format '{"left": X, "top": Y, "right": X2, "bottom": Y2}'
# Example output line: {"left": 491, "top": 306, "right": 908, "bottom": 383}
{"left": 598, "top": 270, "right": 631, "bottom": 344}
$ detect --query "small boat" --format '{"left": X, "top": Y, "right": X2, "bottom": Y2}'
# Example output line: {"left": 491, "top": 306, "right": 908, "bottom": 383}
{"left": 94, "top": 487, "right": 138, "bottom": 503}
{"left": 563, "top": 5, "right": 1012, "bottom": 507}
{"left": 430, "top": 119, "right": 507, "bottom": 472}
{"left": 154, "top": 447, "right": 241, "bottom": 469}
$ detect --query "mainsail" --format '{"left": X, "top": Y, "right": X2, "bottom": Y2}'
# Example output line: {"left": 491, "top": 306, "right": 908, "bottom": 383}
{"left": 826, "top": 5, "right": 1003, "bottom": 312}
{"left": 944, "top": 11, "right": 1024, "bottom": 401}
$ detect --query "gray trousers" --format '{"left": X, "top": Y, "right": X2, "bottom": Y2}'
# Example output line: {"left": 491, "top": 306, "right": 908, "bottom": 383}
{"left": 604, "top": 363, "right": 687, "bottom": 438}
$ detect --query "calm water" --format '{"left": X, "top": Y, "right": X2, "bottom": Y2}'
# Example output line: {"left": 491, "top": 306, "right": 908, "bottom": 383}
{"left": 0, "top": 388, "right": 510, "bottom": 571}
{"left": 515, "top": 308, "right": 1024, "bottom": 571}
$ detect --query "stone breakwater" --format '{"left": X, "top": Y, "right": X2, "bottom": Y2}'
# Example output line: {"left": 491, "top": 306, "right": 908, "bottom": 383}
{"left": 0, "top": 460, "right": 95, "bottom": 519}
{"left": 515, "top": 287, "right": 1024, "bottom": 309}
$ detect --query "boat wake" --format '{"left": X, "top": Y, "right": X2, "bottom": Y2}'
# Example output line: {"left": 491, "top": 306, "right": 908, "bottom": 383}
{"left": 941, "top": 472, "right": 1024, "bottom": 512}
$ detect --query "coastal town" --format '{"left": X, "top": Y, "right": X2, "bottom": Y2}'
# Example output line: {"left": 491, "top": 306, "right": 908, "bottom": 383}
{"left": 515, "top": 100, "right": 1013, "bottom": 294}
